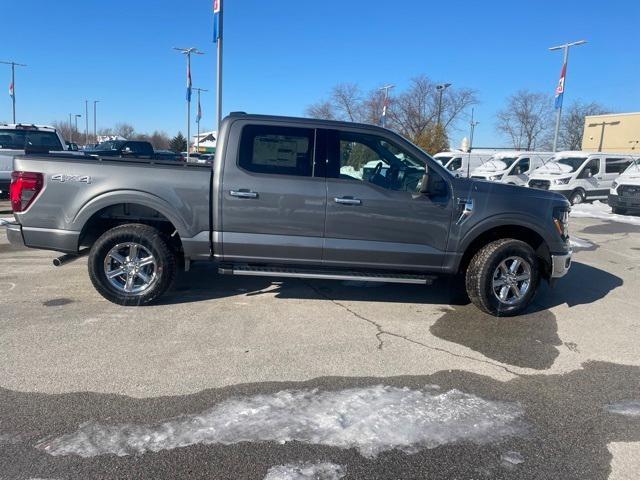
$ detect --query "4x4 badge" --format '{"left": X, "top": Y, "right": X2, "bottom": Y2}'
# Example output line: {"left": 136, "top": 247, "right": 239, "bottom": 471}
{"left": 51, "top": 174, "right": 92, "bottom": 184}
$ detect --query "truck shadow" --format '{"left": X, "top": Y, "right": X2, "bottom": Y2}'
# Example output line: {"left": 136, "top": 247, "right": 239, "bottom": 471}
{"left": 1, "top": 361, "right": 638, "bottom": 479}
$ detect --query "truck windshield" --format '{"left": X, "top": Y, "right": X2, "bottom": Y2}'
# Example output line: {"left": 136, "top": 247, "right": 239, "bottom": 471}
{"left": 0, "top": 129, "right": 63, "bottom": 151}
{"left": 556, "top": 157, "right": 588, "bottom": 172}
{"left": 95, "top": 140, "right": 126, "bottom": 150}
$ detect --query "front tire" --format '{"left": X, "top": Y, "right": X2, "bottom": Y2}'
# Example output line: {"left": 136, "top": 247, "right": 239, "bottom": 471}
{"left": 569, "top": 189, "right": 586, "bottom": 205}
{"left": 465, "top": 239, "right": 540, "bottom": 316}
{"left": 88, "top": 224, "right": 176, "bottom": 305}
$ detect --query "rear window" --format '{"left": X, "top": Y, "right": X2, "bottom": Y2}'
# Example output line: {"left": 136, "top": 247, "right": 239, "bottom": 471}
{"left": 239, "top": 125, "right": 314, "bottom": 177}
{"left": 0, "top": 129, "right": 63, "bottom": 151}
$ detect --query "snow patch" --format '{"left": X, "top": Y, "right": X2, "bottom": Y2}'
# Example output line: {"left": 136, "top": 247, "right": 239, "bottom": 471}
{"left": 263, "top": 462, "right": 345, "bottom": 480}
{"left": 606, "top": 400, "right": 640, "bottom": 417}
{"left": 0, "top": 217, "right": 14, "bottom": 226}
{"left": 570, "top": 201, "right": 640, "bottom": 226}
{"left": 38, "top": 385, "right": 526, "bottom": 459}
{"left": 501, "top": 451, "right": 525, "bottom": 468}
{"left": 569, "top": 236, "right": 594, "bottom": 249}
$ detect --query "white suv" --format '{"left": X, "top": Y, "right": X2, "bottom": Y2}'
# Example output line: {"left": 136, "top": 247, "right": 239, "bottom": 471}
{"left": 0, "top": 124, "right": 70, "bottom": 197}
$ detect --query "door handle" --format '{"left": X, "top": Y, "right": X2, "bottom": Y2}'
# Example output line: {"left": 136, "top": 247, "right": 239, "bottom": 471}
{"left": 230, "top": 190, "right": 258, "bottom": 199}
{"left": 334, "top": 197, "right": 361, "bottom": 205}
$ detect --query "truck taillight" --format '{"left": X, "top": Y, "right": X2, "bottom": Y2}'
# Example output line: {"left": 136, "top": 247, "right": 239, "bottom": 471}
{"left": 10, "top": 171, "right": 44, "bottom": 212}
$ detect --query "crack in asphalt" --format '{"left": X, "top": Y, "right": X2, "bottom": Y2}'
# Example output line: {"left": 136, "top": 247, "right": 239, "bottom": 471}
{"left": 301, "top": 280, "right": 522, "bottom": 377}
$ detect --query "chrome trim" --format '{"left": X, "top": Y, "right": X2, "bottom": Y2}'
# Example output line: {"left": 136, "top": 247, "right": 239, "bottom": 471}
{"left": 226, "top": 267, "right": 429, "bottom": 284}
{"left": 551, "top": 251, "right": 572, "bottom": 278}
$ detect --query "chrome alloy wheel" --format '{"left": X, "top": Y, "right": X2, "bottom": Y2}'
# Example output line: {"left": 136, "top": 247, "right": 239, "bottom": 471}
{"left": 491, "top": 256, "right": 532, "bottom": 305}
{"left": 103, "top": 242, "right": 158, "bottom": 295}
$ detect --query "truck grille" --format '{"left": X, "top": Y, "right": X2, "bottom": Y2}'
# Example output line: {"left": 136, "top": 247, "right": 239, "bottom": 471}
{"left": 619, "top": 185, "right": 640, "bottom": 198}
{"left": 529, "top": 179, "right": 550, "bottom": 190}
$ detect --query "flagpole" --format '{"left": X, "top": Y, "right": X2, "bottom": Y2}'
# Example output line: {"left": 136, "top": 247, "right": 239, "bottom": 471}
{"left": 1, "top": 60, "right": 27, "bottom": 123}
{"left": 549, "top": 39, "right": 587, "bottom": 152}
{"left": 173, "top": 47, "right": 204, "bottom": 162}
{"left": 216, "top": 0, "right": 224, "bottom": 136}
{"left": 193, "top": 87, "right": 208, "bottom": 153}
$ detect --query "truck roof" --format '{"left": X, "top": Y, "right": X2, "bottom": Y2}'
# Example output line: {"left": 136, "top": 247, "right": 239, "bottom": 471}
{"left": 0, "top": 123, "right": 57, "bottom": 132}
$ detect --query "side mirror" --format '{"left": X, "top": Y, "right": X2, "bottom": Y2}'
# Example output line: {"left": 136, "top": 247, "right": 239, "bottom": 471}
{"left": 419, "top": 173, "right": 430, "bottom": 195}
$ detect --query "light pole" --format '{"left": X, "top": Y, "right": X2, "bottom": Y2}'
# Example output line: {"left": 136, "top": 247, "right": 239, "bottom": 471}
{"left": 549, "top": 40, "right": 587, "bottom": 152}
{"left": 84, "top": 100, "right": 89, "bottom": 146}
{"left": 93, "top": 100, "right": 100, "bottom": 144}
{"left": 174, "top": 47, "right": 204, "bottom": 162}
{"left": 379, "top": 84, "right": 394, "bottom": 128}
{"left": 74, "top": 114, "right": 82, "bottom": 141}
{"left": 436, "top": 83, "right": 451, "bottom": 126}
{"left": 0, "top": 60, "right": 27, "bottom": 123}
{"left": 193, "top": 87, "right": 208, "bottom": 153}
{"left": 69, "top": 113, "right": 73, "bottom": 142}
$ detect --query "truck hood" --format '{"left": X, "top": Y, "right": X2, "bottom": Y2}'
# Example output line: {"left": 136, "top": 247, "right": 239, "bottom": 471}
{"left": 459, "top": 177, "right": 569, "bottom": 205}
{"left": 616, "top": 175, "right": 640, "bottom": 187}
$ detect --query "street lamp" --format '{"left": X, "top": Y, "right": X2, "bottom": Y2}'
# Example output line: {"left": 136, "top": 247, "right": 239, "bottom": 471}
{"left": 93, "top": 100, "right": 100, "bottom": 144}
{"left": 379, "top": 84, "right": 395, "bottom": 128}
{"left": 549, "top": 40, "right": 587, "bottom": 152}
{"left": 436, "top": 83, "right": 452, "bottom": 126}
{"left": 174, "top": 47, "right": 204, "bottom": 162}
{"left": 70, "top": 114, "right": 82, "bottom": 143}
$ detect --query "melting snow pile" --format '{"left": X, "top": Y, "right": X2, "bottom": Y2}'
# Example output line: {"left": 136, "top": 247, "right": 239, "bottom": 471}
{"left": 569, "top": 236, "right": 594, "bottom": 249}
{"left": 570, "top": 201, "right": 640, "bottom": 226}
{"left": 38, "top": 385, "right": 526, "bottom": 458}
{"left": 606, "top": 400, "right": 640, "bottom": 417}
{"left": 263, "top": 462, "right": 345, "bottom": 480}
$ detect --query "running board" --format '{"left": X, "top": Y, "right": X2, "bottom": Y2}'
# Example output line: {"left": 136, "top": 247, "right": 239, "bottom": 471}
{"left": 219, "top": 265, "right": 434, "bottom": 285}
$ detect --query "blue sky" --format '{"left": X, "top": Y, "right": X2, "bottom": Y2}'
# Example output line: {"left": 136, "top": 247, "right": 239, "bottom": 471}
{"left": 2, "top": 0, "right": 638, "bottom": 146}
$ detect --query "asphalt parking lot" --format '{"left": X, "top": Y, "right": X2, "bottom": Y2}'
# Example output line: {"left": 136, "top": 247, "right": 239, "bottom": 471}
{"left": 1, "top": 199, "right": 639, "bottom": 479}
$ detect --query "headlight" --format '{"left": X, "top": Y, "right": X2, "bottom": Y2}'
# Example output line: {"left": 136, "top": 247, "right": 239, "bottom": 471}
{"left": 489, "top": 174, "right": 503, "bottom": 181}
{"left": 552, "top": 177, "right": 571, "bottom": 185}
{"left": 553, "top": 206, "right": 570, "bottom": 240}
{"left": 612, "top": 180, "right": 618, "bottom": 190}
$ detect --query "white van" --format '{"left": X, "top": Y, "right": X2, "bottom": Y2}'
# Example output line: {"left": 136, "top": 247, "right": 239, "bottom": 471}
{"left": 527, "top": 151, "right": 636, "bottom": 205}
{"left": 471, "top": 152, "right": 554, "bottom": 186}
{"left": 433, "top": 150, "right": 496, "bottom": 177}
{"left": 608, "top": 158, "right": 640, "bottom": 214}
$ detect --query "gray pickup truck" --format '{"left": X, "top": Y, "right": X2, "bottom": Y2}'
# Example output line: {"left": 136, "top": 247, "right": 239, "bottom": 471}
{"left": 5, "top": 113, "right": 572, "bottom": 316}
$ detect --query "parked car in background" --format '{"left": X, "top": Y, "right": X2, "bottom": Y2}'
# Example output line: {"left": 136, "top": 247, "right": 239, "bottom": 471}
{"left": 471, "top": 152, "right": 554, "bottom": 186}
{"left": 608, "top": 158, "right": 640, "bottom": 214}
{"left": 85, "top": 140, "right": 158, "bottom": 159}
{"left": 5, "top": 113, "right": 572, "bottom": 316}
{"left": 527, "top": 151, "right": 636, "bottom": 205}
{"left": 433, "top": 150, "right": 496, "bottom": 177}
{"left": 0, "top": 124, "right": 73, "bottom": 197}
{"left": 154, "top": 150, "right": 184, "bottom": 161}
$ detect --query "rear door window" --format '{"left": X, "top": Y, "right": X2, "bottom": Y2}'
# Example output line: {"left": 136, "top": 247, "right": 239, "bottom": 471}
{"left": 605, "top": 157, "right": 632, "bottom": 174}
{"left": 0, "top": 129, "right": 63, "bottom": 151}
{"left": 239, "top": 125, "right": 314, "bottom": 177}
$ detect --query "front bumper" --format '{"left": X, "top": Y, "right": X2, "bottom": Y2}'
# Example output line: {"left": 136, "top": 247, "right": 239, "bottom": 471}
{"left": 608, "top": 194, "right": 640, "bottom": 210}
{"left": 550, "top": 251, "right": 572, "bottom": 278}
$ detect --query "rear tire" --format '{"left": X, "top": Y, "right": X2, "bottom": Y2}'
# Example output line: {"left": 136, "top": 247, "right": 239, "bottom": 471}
{"left": 569, "top": 189, "right": 586, "bottom": 205}
{"left": 88, "top": 224, "right": 176, "bottom": 305}
{"left": 465, "top": 239, "right": 540, "bottom": 317}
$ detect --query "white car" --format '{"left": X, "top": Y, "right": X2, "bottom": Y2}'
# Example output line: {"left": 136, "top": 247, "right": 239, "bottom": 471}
{"left": 0, "top": 124, "right": 72, "bottom": 197}
{"left": 433, "top": 150, "right": 496, "bottom": 177}
{"left": 471, "top": 152, "right": 554, "bottom": 186}
{"left": 608, "top": 158, "right": 640, "bottom": 214}
{"left": 527, "top": 151, "right": 636, "bottom": 205}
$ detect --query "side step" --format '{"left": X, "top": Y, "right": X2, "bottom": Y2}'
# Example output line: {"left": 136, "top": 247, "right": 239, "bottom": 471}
{"left": 219, "top": 265, "right": 435, "bottom": 285}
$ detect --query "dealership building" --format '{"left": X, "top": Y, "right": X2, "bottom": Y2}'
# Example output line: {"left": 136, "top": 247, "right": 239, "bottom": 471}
{"left": 582, "top": 112, "right": 640, "bottom": 153}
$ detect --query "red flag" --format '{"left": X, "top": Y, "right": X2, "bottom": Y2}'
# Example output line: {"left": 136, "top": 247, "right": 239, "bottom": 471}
{"left": 9, "top": 81, "right": 14, "bottom": 97}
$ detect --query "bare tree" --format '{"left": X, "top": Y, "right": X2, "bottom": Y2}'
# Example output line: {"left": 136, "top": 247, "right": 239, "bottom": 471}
{"left": 113, "top": 123, "right": 136, "bottom": 139}
{"left": 559, "top": 100, "right": 608, "bottom": 150}
{"left": 496, "top": 90, "right": 553, "bottom": 150}
{"left": 51, "top": 120, "right": 82, "bottom": 144}
{"left": 389, "top": 75, "right": 477, "bottom": 152}
{"left": 306, "top": 100, "right": 336, "bottom": 120}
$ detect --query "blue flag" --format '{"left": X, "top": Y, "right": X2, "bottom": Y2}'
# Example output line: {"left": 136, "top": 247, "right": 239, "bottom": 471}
{"left": 186, "top": 62, "right": 192, "bottom": 101}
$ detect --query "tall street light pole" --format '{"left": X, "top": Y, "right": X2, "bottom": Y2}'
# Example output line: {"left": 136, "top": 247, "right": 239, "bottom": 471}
{"left": 174, "top": 47, "right": 204, "bottom": 162}
{"left": 69, "top": 113, "right": 73, "bottom": 142}
{"left": 379, "top": 84, "right": 394, "bottom": 128}
{"left": 1, "top": 60, "right": 27, "bottom": 123}
{"left": 74, "top": 114, "right": 82, "bottom": 141}
{"left": 84, "top": 100, "right": 89, "bottom": 146}
{"left": 549, "top": 40, "right": 587, "bottom": 152}
{"left": 193, "top": 87, "right": 208, "bottom": 153}
{"left": 93, "top": 100, "right": 100, "bottom": 144}
{"left": 436, "top": 83, "right": 451, "bottom": 126}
